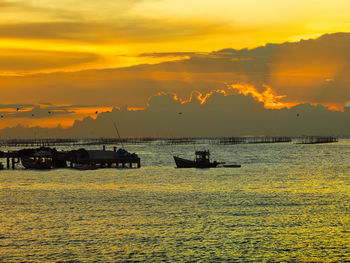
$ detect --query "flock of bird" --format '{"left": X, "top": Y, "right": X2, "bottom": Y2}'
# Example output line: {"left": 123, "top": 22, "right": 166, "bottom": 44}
{"left": 0, "top": 107, "right": 53, "bottom": 118}
{"left": 0, "top": 107, "right": 99, "bottom": 119}
{"left": 0, "top": 108, "right": 301, "bottom": 119}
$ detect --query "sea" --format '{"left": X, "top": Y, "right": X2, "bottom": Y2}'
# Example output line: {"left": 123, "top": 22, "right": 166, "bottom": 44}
{"left": 1, "top": 139, "right": 349, "bottom": 262}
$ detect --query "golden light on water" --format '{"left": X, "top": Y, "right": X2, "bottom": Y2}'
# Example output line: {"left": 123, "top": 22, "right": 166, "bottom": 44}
{"left": 1, "top": 139, "right": 349, "bottom": 261}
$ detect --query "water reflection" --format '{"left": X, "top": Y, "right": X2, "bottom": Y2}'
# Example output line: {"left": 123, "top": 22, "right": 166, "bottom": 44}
{"left": 1, "top": 140, "right": 350, "bottom": 262}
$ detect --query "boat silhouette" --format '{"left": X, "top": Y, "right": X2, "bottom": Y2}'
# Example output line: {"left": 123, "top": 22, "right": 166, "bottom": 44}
{"left": 174, "top": 150, "right": 241, "bottom": 168}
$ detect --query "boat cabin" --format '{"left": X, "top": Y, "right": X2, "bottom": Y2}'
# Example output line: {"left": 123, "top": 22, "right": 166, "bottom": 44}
{"left": 195, "top": 150, "right": 210, "bottom": 163}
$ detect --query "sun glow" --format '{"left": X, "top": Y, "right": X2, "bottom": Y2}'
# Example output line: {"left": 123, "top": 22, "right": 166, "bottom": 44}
{"left": 171, "top": 84, "right": 295, "bottom": 109}
{"left": 227, "top": 84, "right": 297, "bottom": 109}
{"left": 146, "top": 84, "right": 295, "bottom": 110}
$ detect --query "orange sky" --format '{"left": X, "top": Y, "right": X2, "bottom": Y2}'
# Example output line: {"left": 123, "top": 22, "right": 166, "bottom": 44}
{"left": 1, "top": 0, "right": 350, "bottom": 129}
{"left": 2, "top": 0, "right": 350, "bottom": 74}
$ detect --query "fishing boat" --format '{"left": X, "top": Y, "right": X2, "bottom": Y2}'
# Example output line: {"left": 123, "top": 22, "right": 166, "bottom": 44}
{"left": 174, "top": 150, "right": 241, "bottom": 168}
{"left": 21, "top": 150, "right": 53, "bottom": 170}
{"left": 174, "top": 150, "right": 223, "bottom": 168}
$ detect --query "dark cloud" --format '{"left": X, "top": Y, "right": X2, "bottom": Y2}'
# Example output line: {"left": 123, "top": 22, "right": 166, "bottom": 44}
{"left": 0, "top": 32, "right": 350, "bottom": 112}
{"left": 0, "top": 19, "right": 222, "bottom": 43}
{"left": 57, "top": 93, "right": 350, "bottom": 137}
{"left": 124, "top": 33, "right": 350, "bottom": 107}
{"left": 0, "top": 92, "right": 349, "bottom": 138}
{"left": 0, "top": 103, "right": 34, "bottom": 109}
{"left": 0, "top": 48, "right": 101, "bottom": 71}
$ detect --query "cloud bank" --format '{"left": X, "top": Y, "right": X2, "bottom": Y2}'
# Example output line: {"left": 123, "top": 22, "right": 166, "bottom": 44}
{"left": 1, "top": 33, "right": 350, "bottom": 136}
{"left": 0, "top": 90, "right": 349, "bottom": 138}
{"left": 1, "top": 33, "right": 350, "bottom": 110}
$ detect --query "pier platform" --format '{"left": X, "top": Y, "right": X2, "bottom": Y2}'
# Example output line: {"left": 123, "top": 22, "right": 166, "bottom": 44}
{"left": 0, "top": 146, "right": 141, "bottom": 170}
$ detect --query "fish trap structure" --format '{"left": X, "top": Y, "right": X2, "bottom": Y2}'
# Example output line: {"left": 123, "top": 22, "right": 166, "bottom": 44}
{"left": 159, "top": 138, "right": 198, "bottom": 145}
{"left": 0, "top": 138, "right": 158, "bottom": 147}
{"left": 296, "top": 136, "right": 338, "bottom": 144}
{"left": 213, "top": 136, "right": 292, "bottom": 145}
{"left": 0, "top": 138, "right": 80, "bottom": 147}
{"left": 81, "top": 138, "right": 157, "bottom": 146}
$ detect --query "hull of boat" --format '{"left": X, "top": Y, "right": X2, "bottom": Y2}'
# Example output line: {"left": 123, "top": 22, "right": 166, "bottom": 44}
{"left": 21, "top": 157, "right": 52, "bottom": 170}
{"left": 173, "top": 156, "right": 219, "bottom": 168}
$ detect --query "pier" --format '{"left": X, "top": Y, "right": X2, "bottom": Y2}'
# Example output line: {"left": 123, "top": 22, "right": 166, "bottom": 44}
{"left": 0, "top": 146, "right": 141, "bottom": 170}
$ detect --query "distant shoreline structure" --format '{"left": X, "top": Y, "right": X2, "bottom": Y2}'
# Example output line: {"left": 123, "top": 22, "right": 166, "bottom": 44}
{"left": 0, "top": 136, "right": 341, "bottom": 147}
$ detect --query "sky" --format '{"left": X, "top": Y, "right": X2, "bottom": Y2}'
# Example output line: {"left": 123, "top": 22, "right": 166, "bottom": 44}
{"left": 0, "top": 0, "right": 350, "bottom": 137}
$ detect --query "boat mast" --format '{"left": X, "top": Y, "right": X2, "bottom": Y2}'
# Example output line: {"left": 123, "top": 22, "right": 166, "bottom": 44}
{"left": 113, "top": 122, "right": 125, "bottom": 149}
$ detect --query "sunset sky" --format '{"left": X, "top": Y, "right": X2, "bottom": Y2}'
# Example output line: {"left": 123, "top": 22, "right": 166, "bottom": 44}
{"left": 1, "top": 0, "right": 350, "bottom": 134}
{"left": 2, "top": 0, "right": 350, "bottom": 73}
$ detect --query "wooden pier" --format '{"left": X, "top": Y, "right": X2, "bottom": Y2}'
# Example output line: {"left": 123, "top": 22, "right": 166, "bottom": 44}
{"left": 0, "top": 152, "right": 20, "bottom": 169}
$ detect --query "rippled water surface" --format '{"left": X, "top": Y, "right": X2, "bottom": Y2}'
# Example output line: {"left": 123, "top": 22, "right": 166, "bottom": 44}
{"left": 1, "top": 140, "right": 350, "bottom": 262}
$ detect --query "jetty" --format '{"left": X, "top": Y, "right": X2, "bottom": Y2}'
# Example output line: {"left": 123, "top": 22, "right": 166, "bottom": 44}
{"left": 0, "top": 146, "right": 141, "bottom": 170}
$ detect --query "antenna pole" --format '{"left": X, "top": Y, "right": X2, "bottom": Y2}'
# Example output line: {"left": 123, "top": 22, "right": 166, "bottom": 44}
{"left": 113, "top": 122, "right": 124, "bottom": 149}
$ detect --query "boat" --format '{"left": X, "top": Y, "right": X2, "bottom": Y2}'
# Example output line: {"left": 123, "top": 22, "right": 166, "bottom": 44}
{"left": 21, "top": 155, "right": 52, "bottom": 170}
{"left": 21, "top": 157, "right": 52, "bottom": 169}
{"left": 174, "top": 150, "right": 223, "bottom": 168}
{"left": 174, "top": 150, "right": 241, "bottom": 168}
{"left": 21, "top": 150, "right": 53, "bottom": 170}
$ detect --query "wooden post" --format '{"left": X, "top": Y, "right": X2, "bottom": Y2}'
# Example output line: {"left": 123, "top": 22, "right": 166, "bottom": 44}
{"left": 7, "top": 157, "right": 10, "bottom": 169}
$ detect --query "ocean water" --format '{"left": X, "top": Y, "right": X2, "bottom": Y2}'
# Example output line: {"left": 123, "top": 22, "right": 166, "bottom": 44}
{"left": 1, "top": 140, "right": 350, "bottom": 262}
